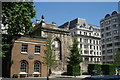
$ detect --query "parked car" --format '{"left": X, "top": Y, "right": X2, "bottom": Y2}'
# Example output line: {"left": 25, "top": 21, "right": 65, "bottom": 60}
{"left": 82, "top": 72, "right": 89, "bottom": 75}
{"left": 82, "top": 75, "right": 120, "bottom": 80}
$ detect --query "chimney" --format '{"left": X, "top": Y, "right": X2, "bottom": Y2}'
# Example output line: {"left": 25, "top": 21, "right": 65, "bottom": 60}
{"left": 52, "top": 22, "right": 56, "bottom": 26}
{"left": 36, "top": 19, "right": 40, "bottom": 24}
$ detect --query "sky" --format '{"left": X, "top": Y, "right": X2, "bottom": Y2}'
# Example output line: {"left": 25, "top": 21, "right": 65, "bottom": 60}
{"left": 32, "top": 2, "right": 118, "bottom": 26}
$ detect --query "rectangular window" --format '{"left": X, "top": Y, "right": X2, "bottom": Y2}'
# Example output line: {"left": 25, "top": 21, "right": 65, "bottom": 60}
{"left": 84, "top": 57, "right": 89, "bottom": 61}
{"left": 90, "top": 45, "right": 92, "bottom": 49}
{"left": 101, "top": 39, "right": 105, "bottom": 43}
{"left": 84, "top": 45, "right": 88, "bottom": 49}
{"left": 115, "top": 42, "right": 120, "bottom": 46}
{"left": 102, "top": 50, "right": 105, "bottom": 54}
{"left": 80, "top": 31, "right": 81, "bottom": 35}
{"left": 80, "top": 38, "right": 82, "bottom": 42}
{"left": 113, "top": 24, "right": 118, "bottom": 28}
{"left": 90, "top": 39, "right": 92, "bottom": 43}
{"left": 84, "top": 50, "right": 89, "bottom": 54}
{"left": 89, "top": 33, "right": 91, "bottom": 36}
{"left": 93, "top": 40, "right": 95, "bottom": 44}
{"left": 90, "top": 50, "right": 93, "bottom": 54}
{"left": 107, "top": 55, "right": 113, "bottom": 59}
{"left": 106, "top": 26, "right": 111, "bottom": 31}
{"left": 84, "top": 39, "right": 88, "bottom": 43}
{"left": 80, "top": 44, "right": 82, "bottom": 48}
{"left": 100, "top": 22, "right": 104, "bottom": 27}
{"left": 105, "top": 20, "right": 110, "bottom": 25}
{"left": 96, "top": 41, "right": 98, "bottom": 45}
{"left": 113, "top": 30, "right": 118, "bottom": 34}
{"left": 101, "top": 29, "right": 104, "bottom": 33}
{"left": 106, "top": 32, "right": 112, "bottom": 36}
{"left": 101, "top": 34, "right": 104, "bottom": 37}
{"left": 102, "top": 45, "right": 105, "bottom": 49}
{"left": 35, "top": 46, "right": 40, "bottom": 54}
{"left": 106, "top": 37, "right": 112, "bottom": 42}
{"left": 114, "top": 36, "right": 119, "bottom": 40}
{"left": 21, "top": 44, "right": 28, "bottom": 53}
{"left": 103, "top": 56, "right": 105, "bottom": 60}
{"left": 97, "top": 46, "right": 99, "bottom": 50}
{"left": 107, "top": 49, "right": 112, "bottom": 53}
{"left": 94, "top": 46, "right": 95, "bottom": 49}
{"left": 112, "top": 18, "right": 117, "bottom": 22}
{"left": 107, "top": 43, "right": 112, "bottom": 47}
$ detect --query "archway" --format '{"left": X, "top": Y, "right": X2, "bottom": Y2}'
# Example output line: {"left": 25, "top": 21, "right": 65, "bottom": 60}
{"left": 52, "top": 38, "right": 62, "bottom": 61}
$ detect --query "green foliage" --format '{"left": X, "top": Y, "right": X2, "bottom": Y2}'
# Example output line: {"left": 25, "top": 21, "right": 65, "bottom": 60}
{"left": 67, "top": 39, "right": 82, "bottom": 76}
{"left": 2, "top": 2, "right": 36, "bottom": 58}
{"left": 88, "top": 64, "right": 101, "bottom": 75}
{"left": 0, "top": 52, "right": 5, "bottom": 58}
{"left": 88, "top": 64, "right": 116, "bottom": 75}
{"left": 114, "top": 49, "right": 120, "bottom": 67}
{"left": 2, "top": 2, "right": 36, "bottom": 35}
{"left": 101, "top": 64, "right": 116, "bottom": 75}
{"left": 44, "top": 37, "right": 56, "bottom": 73}
{"left": 67, "top": 39, "right": 82, "bottom": 65}
{"left": 67, "top": 65, "right": 80, "bottom": 76}
{"left": 2, "top": 34, "right": 13, "bottom": 58}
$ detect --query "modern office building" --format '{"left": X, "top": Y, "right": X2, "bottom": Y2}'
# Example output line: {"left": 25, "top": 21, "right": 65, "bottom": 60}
{"left": 59, "top": 18, "right": 102, "bottom": 72}
{"left": 100, "top": 11, "right": 120, "bottom": 64}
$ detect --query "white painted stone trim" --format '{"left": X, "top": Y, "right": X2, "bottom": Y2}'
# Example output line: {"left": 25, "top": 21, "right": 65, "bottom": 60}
{"left": 19, "top": 72, "right": 27, "bottom": 74}
{"left": 15, "top": 40, "right": 46, "bottom": 45}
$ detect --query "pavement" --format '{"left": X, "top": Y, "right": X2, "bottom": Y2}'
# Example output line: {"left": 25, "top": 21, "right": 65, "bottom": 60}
{"left": 49, "top": 75, "right": 91, "bottom": 78}
{"left": 1, "top": 75, "right": 91, "bottom": 80}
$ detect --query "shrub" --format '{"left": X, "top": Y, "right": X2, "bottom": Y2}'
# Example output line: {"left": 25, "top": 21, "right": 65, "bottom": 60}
{"left": 88, "top": 64, "right": 101, "bottom": 75}
{"left": 67, "top": 64, "right": 80, "bottom": 76}
{"left": 101, "top": 64, "right": 115, "bottom": 75}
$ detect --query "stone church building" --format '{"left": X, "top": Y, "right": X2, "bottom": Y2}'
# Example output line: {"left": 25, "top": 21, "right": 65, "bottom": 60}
{"left": 31, "top": 16, "right": 72, "bottom": 74}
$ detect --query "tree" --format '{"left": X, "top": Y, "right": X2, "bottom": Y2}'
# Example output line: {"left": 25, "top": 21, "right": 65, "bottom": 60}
{"left": 43, "top": 37, "right": 56, "bottom": 79}
{"left": 2, "top": 2, "right": 36, "bottom": 56}
{"left": 2, "top": 2, "right": 36, "bottom": 35}
{"left": 114, "top": 49, "right": 120, "bottom": 67}
{"left": 67, "top": 39, "right": 83, "bottom": 76}
{"left": 114, "top": 49, "right": 120, "bottom": 75}
{"left": 2, "top": 2, "right": 36, "bottom": 77}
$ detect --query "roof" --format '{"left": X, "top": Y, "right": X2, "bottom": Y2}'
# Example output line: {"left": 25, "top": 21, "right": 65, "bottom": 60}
{"left": 33, "top": 22, "right": 70, "bottom": 33}
{"left": 14, "top": 35, "right": 47, "bottom": 41}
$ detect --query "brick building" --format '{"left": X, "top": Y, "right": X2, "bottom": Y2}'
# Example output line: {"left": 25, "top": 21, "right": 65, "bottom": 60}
{"left": 9, "top": 35, "right": 47, "bottom": 78}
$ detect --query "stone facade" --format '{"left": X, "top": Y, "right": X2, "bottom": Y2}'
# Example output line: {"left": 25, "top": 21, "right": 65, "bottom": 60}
{"left": 31, "top": 19, "right": 72, "bottom": 74}
{"left": 10, "top": 35, "right": 47, "bottom": 78}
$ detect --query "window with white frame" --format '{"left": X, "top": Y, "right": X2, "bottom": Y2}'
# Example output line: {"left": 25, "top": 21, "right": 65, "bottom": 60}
{"left": 35, "top": 46, "right": 40, "bottom": 54}
{"left": 34, "top": 61, "right": 40, "bottom": 72}
{"left": 20, "top": 60, "right": 28, "bottom": 72}
{"left": 84, "top": 38, "right": 88, "bottom": 43}
{"left": 80, "top": 38, "right": 82, "bottom": 42}
{"left": 21, "top": 44, "right": 28, "bottom": 53}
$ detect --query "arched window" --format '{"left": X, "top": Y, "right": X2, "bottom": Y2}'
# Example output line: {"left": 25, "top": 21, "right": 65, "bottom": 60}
{"left": 20, "top": 60, "right": 28, "bottom": 72}
{"left": 34, "top": 61, "right": 40, "bottom": 72}
{"left": 53, "top": 38, "right": 62, "bottom": 60}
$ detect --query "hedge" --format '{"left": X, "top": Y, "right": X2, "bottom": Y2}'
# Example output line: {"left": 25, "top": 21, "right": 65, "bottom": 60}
{"left": 88, "top": 64, "right": 116, "bottom": 75}
{"left": 67, "top": 64, "right": 80, "bottom": 76}
{"left": 101, "top": 64, "right": 116, "bottom": 75}
{"left": 88, "top": 64, "right": 101, "bottom": 75}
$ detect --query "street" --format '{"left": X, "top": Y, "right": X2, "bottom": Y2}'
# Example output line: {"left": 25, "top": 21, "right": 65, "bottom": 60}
{"left": 2, "top": 78, "right": 83, "bottom": 80}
